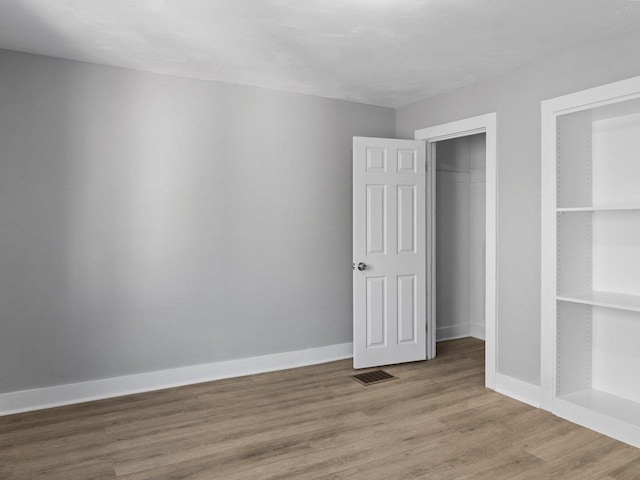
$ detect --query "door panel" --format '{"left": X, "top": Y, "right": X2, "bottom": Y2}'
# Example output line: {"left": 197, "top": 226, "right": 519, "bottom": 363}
{"left": 366, "top": 185, "right": 387, "bottom": 255}
{"left": 397, "top": 274, "right": 417, "bottom": 344}
{"left": 353, "top": 137, "right": 427, "bottom": 368}
{"left": 366, "top": 276, "right": 387, "bottom": 347}
{"left": 397, "top": 185, "right": 417, "bottom": 254}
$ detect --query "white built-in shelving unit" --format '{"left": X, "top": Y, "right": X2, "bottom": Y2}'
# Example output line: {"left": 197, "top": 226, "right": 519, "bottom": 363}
{"left": 541, "top": 77, "right": 640, "bottom": 448}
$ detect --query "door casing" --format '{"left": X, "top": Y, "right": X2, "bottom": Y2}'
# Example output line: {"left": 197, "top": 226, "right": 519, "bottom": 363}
{"left": 415, "top": 113, "right": 497, "bottom": 389}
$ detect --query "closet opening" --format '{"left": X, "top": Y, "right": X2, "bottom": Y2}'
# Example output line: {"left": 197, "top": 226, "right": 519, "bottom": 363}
{"left": 433, "top": 133, "right": 487, "bottom": 347}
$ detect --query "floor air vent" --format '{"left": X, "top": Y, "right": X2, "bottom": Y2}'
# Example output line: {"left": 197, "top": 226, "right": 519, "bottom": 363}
{"left": 351, "top": 370, "right": 397, "bottom": 386}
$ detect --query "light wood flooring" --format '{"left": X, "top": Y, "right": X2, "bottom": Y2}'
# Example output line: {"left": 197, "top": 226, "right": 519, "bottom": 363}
{"left": 1, "top": 338, "right": 639, "bottom": 479}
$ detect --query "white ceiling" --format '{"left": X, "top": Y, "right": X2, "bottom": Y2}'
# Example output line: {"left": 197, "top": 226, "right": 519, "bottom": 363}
{"left": 0, "top": 0, "right": 639, "bottom": 107}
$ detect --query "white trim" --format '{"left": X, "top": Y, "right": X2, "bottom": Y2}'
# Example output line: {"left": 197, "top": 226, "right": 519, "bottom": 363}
{"left": 540, "top": 102, "right": 558, "bottom": 411}
{"left": 542, "top": 76, "right": 640, "bottom": 410}
{"left": 436, "top": 323, "right": 486, "bottom": 342}
{"left": 554, "top": 397, "right": 640, "bottom": 449}
{"left": 541, "top": 74, "right": 640, "bottom": 444}
{"left": 495, "top": 373, "right": 542, "bottom": 408}
{"left": 415, "top": 122, "right": 487, "bottom": 143}
{"left": 437, "top": 171, "right": 471, "bottom": 183}
{"left": 470, "top": 168, "right": 486, "bottom": 184}
{"left": 415, "top": 112, "right": 498, "bottom": 390}
{"left": 541, "top": 75, "right": 640, "bottom": 116}
{"left": 470, "top": 323, "right": 485, "bottom": 340}
{"left": 0, "top": 342, "right": 353, "bottom": 416}
{"left": 436, "top": 324, "right": 471, "bottom": 341}
{"left": 426, "top": 142, "right": 437, "bottom": 360}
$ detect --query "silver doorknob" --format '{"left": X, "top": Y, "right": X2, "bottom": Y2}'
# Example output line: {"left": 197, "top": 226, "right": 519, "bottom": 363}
{"left": 354, "top": 262, "right": 367, "bottom": 271}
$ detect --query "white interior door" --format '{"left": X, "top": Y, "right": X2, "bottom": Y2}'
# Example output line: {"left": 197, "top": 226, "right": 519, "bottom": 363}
{"left": 353, "top": 137, "right": 428, "bottom": 368}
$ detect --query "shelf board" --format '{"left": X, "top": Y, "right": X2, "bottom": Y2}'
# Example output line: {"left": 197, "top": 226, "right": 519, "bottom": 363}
{"left": 557, "top": 206, "right": 640, "bottom": 212}
{"left": 555, "top": 389, "right": 640, "bottom": 448}
{"left": 557, "top": 290, "right": 640, "bottom": 313}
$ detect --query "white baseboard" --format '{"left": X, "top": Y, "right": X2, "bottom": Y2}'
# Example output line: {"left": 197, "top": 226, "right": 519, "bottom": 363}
{"left": 554, "top": 397, "right": 640, "bottom": 449}
{"left": 436, "top": 324, "right": 471, "bottom": 341}
{"left": 438, "top": 171, "right": 471, "bottom": 184}
{"left": 470, "top": 323, "right": 485, "bottom": 340}
{"left": 0, "top": 342, "right": 353, "bottom": 416}
{"left": 495, "top": 372, "right": 541, "bottom": 408}
{"left": 470, "top": 168, "right": 486, "bottom": 183}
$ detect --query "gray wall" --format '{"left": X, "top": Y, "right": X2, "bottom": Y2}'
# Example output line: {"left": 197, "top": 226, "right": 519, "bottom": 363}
{"left": 397, "top": 30, "right": 640, "bottom": 385}
{"left": 0, "top": 49, "right": 395, "bottom": 393}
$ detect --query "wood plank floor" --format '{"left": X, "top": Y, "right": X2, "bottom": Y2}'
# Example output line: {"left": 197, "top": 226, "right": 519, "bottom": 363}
{"left": 1, "top": 338, "right": 639, "bottom": 479}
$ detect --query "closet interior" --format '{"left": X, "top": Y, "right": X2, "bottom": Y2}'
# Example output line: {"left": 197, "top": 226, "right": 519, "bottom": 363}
{"left": 434, "top": 134, "right": 486, "bottom": 342}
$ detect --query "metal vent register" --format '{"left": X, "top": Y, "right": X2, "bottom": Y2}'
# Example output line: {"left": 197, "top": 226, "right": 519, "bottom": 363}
{"left": 351, "top": 370, "right": 397, "bottom": 386}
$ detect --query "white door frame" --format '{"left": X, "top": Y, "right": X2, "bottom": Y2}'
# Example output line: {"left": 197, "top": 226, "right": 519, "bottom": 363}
{"left": 415, "top": 113, "right": 497, "bottom": 389}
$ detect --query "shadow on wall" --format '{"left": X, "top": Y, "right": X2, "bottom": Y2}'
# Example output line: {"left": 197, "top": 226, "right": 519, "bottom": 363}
{"left": 1, "top": 27, "right": 235, "bottom": 392}
{"left": 0, "top": 3, "right": 237, "bottom": 391}
{"left": 0, "top": 5, "right": 91, "bottom": 391}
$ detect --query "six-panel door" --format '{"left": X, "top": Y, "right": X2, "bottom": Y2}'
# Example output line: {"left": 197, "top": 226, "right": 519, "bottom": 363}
{"left": 353, "top": 137, "right": 427, "bottom": 368}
